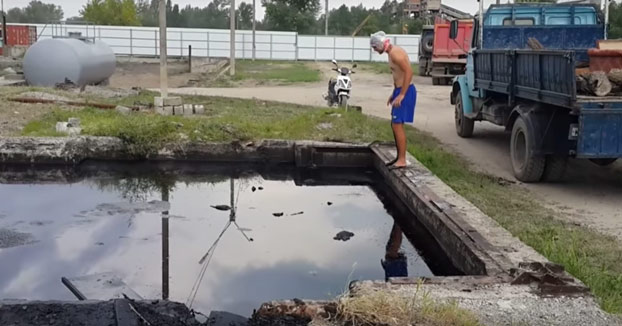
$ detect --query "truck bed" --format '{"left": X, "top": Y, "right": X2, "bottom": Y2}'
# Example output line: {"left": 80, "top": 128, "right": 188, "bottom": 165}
{"left": 474, "top": 50, "right": 579, "bottom": 108}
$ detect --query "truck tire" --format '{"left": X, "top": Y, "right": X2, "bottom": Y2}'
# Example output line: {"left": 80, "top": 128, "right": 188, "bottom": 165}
{"left": 455, "top": 92, "right": 474, "bottom": 138}
{"left": 418, "top": 58, "right": 428, "bottom": 76}
{"left": 510, "top": 116, "right": 545, "bottom": 182}
{"left": 541, "top": 156, "right": 568, "bottom": 182}
{"left": 421, "top": 34, "right": 434, "bottom": 54}
{"left": 590, "top": 158, "right": 617, "bottom": 166}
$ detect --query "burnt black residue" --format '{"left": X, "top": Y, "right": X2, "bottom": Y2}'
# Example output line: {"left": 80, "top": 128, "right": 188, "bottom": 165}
{"left": 0, "top": 299, "right": 203, "bottom": 326}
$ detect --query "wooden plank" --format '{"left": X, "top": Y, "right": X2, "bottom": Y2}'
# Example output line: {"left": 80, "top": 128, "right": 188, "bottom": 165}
{"left": 65, "top": 272, "right": 143, "bottom": 301}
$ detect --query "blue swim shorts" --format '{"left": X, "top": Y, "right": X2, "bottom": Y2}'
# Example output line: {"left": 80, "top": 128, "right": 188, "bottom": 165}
{"left": 390, "top": 84, "right": 417, "bottom": 124}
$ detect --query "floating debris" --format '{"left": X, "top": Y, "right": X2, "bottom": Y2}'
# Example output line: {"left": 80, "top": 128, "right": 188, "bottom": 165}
{"left": 95, "top": 242, "right": 104, "bottom": 246}
{"left": 327, "top": 202, "right": 333, "bottom": 206}
{"left": 258, "top": 186, "right": 264, "bottom": 191}
{"left": 290, "top": 211, "right": 304, "bottom": 216}
{"left": 252, "top": 186, "right": 257, "bottom": 192}
{"left": 333, "top": 231, "right": 354, "bottom": 241}
{"left": 273, "top": 212, "right": 284, "bottom": 217}
{"left": 0, "top": 228, "right": 36, "bottom": 249}
{"left": 211, "top": 205, "right": 232, "bottom": 211}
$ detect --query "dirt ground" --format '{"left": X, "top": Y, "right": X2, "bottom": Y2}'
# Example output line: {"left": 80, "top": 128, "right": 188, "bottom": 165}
{"left": 110, "top": 57, "right": 226, "bottom": 89}
{"left": 167, "top": 61, "right": 622, "bottom": 242}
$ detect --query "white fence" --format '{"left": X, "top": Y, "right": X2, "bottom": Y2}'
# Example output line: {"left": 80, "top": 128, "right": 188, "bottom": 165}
{"left": 29, "top": 23, "right": 420, "bottom": 62}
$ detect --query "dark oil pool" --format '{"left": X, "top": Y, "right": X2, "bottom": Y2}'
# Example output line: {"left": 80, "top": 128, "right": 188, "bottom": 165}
{"left": 0, "top": 163, "right": 459, "bottom": 317}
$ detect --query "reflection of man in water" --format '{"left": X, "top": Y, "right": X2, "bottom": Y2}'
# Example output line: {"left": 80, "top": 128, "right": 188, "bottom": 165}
{"left": 381, "top": 223, "right": 408, "bottom": 281}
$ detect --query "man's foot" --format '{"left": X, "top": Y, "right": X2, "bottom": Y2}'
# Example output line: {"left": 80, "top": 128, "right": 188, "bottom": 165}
{"left": 385, "top": 157, "right": 398, "bottom": 166}
{"left": 388, "top": 164, "right": 408, "bottom": 171}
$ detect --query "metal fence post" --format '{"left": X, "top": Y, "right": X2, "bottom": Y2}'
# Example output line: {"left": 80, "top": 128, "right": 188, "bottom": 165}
{"left": 269, "top": 34, "right": 273, "bottom": 60}
{"left": 130, "top": 28, "right": 133, "bottom": 58}
{"left": 243, "top": 33, "right": 246, "bottom": 59}
{"left": 180, "top": 31, "right": 183, "bottom": 57}
{"left": 155, "top": 30, "right": 158, "bottom": 56}
{"left": 351, "top": 37, "right": 354, "bottom": 62}
{"left": 206, "top": 31, "right": 210, "bottom": 58}
{"left": 295, "top": 33, "right": 298, "bottom": 61}
{"left": 314, "top": 36, "right": 317, "bottom": 61}
{"left": 333, "top": 37, "right": 336, "bottom": 60}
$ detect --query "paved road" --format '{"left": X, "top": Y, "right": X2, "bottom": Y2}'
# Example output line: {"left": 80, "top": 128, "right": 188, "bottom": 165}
{"left": 168, "top": 67, "right": 622, "bottom": 240}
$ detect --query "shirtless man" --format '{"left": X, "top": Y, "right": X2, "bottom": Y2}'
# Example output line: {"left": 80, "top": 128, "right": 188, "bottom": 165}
{"left": 370, "top": 31, "right": 417, "bottom": 169}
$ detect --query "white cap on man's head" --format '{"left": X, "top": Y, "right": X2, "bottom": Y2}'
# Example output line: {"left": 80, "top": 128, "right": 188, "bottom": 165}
{"left": 370, "top": 31, "right": 387, "bottom": 49}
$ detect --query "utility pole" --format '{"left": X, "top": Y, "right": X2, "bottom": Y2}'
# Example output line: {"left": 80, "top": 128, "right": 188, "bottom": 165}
{"left": 230, "top": 0, "right": 236, "bottom": 76}
{"left": 252, "top": 0, "right": 256, "bottom": 61}
{"left": 604, "top": 0, "right": 610, "bottom": 40}
{"left": 479, "top": 0, "right": 484, "bottom": 49}
{"left": 325, "top": 0, "right": 329, "bottom": 35}
{"left": 159, "top": 0, "right": 168, "bottom": 98}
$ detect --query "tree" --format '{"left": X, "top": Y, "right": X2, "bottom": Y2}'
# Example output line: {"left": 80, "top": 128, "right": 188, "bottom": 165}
{"left": 238, "top": 2, "right": 254, "bottom": 30}
{"left": 81, "top": 0, "right": 141, "bottom": 26}
{"left": 262, "top": 0, "right": 320, "bottom": 34}
{"left": 6, "top": 0, "right": 63, "bottom": 23}
{"left": 609, "top": 2, "right": 622, "bottom": 39}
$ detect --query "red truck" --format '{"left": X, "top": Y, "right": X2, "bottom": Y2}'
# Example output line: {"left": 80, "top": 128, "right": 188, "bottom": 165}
{"left": 419, "top": 19, "right": 473, "bottom": 85}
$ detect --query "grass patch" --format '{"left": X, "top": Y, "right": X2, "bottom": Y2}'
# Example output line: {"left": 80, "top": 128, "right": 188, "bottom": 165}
{"left": 338, "top": 286, "right": 480, "bottom": 326}
{"left": 20, "top": 91, "right": 622, "bottom": 314}
{"left": 356, "top": 61, "right": 419, "bottom": 76}
{"left": 233, "top": 60, "right": 322, "bottom": 84}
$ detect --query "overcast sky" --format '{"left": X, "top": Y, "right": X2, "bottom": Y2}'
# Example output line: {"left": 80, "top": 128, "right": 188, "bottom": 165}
{"left": 2, "top": 0, "right": 612, "bottom": 21}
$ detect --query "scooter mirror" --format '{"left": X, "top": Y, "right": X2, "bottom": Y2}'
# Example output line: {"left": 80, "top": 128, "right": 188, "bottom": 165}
{"left": 332, "top": 59, "right": 338, "bottom": 66}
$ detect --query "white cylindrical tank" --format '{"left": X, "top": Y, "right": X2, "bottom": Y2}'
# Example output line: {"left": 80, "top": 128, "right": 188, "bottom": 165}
{"left": 23, "top": 38, "right": 116, "bottom": 87}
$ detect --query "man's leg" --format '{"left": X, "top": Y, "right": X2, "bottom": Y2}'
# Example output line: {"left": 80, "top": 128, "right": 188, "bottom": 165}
{"left": 391, "top": 122, "right": 407, "bottom": 167}
{"left": 385, "top": 119, "right": 399, "bottom": 166}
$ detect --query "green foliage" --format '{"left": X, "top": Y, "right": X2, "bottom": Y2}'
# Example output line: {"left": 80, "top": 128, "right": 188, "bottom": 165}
{"left": 262, "top": 0, "right": 320, "bottom": 34}
{"left": 81, "top": 0, "right": 141, "bottom": 26}
{"left": 6, "top": 0, "right": 63, "bottom": 24}
{"left": 609, "top": 2, "right": 622, "bottom": 40}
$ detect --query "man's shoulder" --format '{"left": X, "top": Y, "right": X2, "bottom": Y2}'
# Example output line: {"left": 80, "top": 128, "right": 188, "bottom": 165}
{"left": 389, "top": 46, "right": 409, "bottom": 60}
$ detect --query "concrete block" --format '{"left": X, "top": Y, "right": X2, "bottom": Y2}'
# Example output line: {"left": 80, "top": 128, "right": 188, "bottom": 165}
{"left": 156, "top": 106, "right": 173, "bottom": 116}
{"left": 67, "top": 118, "right": 81, "bottom": 128}
{"left": 55, "top": 122, "right": 81, "bottom": 136}
{"left": 183, "top": 104, "right": 194, "bottom": 116}
{"left": 56, "top": 122, "right": 68, "bottom": 133}
{"left": 115, "top": 105, "right": 132, "bottom": 115}
{"left": 194, "top": 104, "right": 205, "bottom": 115}
{"left": 173, "top": 106, "right": 184, "bottom": 116}
{"left": 154, "top": 96, "right": 182, "bottom": 107}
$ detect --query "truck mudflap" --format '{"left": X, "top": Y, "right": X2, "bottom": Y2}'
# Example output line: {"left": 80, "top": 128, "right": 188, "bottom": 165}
{"left": 577, "top": 103, "right": 622, "bottom": 158}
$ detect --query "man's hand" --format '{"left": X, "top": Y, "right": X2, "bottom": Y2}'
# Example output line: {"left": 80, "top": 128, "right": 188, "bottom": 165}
{"left": 392, "top": 94, "right": 405, "bottom": 107}
{"left": 387, "top": 94, "right": 394, "bottom": 106}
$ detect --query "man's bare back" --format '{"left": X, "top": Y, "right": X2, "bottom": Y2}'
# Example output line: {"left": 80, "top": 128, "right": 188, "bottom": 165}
{"left": 388, "top": 46, "right": 411, "bottom": 87}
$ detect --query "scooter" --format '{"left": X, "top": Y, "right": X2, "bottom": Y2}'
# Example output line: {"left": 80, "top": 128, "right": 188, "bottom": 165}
{"left": 324, "top": 59, "right": 356, "bottom": 108}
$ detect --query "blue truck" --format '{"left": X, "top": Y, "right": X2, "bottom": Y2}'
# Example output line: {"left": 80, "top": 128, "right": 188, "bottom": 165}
{"left": 450, "top": 3, "right": 622, "bottom": 182}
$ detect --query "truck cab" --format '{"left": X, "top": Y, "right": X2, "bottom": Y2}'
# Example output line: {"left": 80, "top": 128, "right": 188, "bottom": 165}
{"left": 450, "top": 3, "right": 622, "bottom": 182}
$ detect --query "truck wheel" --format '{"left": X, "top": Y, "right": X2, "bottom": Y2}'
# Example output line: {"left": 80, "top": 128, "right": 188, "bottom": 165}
{"left": 590, "top": 158, "right": 617, "bottom": 166}
{"left": 541, "top": 156, "right": 568, "bottom": 182}
{"left": 510, "top": 116, "right": 545, "bottom": 182}
{"left": 422, "top": 34, "right": 434, "bottom": 54}
{"left": 455, "top": 92, "right": 474, "bottom": 138}
{"left": 418, "top": 59, "right": 428, "bottom": 76}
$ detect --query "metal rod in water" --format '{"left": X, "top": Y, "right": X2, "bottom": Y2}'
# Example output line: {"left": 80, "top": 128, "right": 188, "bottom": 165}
{"left": 230, "top": 178, "right": 236, "bottom": 220}
{"left": 61, "top": 277, "right": 87, "bottom": 301}
{"left": 161, "top": 185, "right": 170, "bottom": 301}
